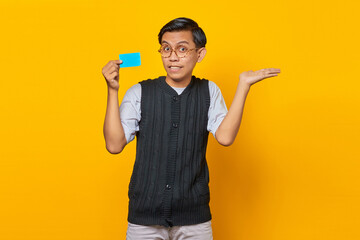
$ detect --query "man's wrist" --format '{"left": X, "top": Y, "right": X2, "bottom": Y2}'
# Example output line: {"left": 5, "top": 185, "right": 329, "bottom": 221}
{"left": 108, "top": 86, "right": 119, "bottom": 95}
{"left": 238, "top": 80, "right": 251, "bottom": 91}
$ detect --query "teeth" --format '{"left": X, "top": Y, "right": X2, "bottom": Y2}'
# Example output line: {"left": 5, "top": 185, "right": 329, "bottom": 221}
{"left": 170, "top": 66, "right": 181, "bottom": 68}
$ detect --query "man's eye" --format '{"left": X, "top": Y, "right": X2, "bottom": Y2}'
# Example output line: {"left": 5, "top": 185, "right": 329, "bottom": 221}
{"left": 178, "top": 47, "right": 187, "bottom": 52}
{"left": 162, "top": 46, "right": 171, "bottom": 52}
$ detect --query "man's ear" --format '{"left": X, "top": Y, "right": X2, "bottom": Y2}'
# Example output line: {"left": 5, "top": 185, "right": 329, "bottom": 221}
{"left": 197, "top": 47, "right": 207, "bottom": 63}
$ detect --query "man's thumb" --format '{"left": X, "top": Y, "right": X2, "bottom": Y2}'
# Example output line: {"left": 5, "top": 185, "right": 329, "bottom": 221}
{"left": 115, "top": 59, "right": 123, "bottom": 64}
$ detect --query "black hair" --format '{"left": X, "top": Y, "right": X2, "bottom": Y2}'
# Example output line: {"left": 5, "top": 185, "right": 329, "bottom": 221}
{"left": 158, "top": 17, "right": 207, "bottom": 48}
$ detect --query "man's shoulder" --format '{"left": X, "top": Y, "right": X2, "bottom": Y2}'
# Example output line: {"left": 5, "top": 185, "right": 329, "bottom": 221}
{"left": 139, "top": 76, "right": 164, "bottom": 85}
{"left": 192, "top": 77, "right": 220, "bottom": 91}
{"left": 193, "top": 76, "right": 220, "bottom": 88}
{"left": 192, "top": 75, "right": 209, "bottom": 82}
{"left": 208, "top": 80, "right": 220, "bottom": 89}
{"left": 124, "top": 83, "right": 141, "bottom": 100}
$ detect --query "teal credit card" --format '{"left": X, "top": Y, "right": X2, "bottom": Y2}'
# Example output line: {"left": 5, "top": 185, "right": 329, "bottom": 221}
{"left": 119, "top": 52, "right": 141, "bottom": 68}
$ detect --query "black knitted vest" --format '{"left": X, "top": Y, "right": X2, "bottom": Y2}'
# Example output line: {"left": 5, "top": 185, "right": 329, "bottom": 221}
{"left": 127, "top": 75, "right": 211, "bottom": 227}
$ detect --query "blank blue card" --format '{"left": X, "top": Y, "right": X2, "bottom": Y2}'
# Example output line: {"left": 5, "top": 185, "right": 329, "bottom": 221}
{"left": 119, "top": 52, "right": 141, "bottom": 68}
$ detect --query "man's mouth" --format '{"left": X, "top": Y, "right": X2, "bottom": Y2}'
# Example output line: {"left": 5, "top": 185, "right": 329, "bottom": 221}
{"left": 169, "top": 66, "right": 182, "bottom": 72}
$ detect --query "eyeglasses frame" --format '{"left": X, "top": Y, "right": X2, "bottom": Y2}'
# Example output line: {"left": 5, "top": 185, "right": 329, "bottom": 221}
{"left": 158, "top": 45, "right": 200, "bottom": 58}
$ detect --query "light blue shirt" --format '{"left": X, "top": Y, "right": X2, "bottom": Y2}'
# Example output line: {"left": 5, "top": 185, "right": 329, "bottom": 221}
{"left": 120, "top": 80, "right": 228, "bottom": 143}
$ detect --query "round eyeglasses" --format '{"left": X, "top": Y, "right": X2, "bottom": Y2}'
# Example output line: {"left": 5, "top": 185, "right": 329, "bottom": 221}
{"left": 158, "top": 44, "right": 199, "bottom": 58}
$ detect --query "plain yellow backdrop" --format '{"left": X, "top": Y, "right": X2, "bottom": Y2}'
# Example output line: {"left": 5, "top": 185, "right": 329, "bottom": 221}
{"left": 1, "top": 0, "right": 359, "bottom": 239}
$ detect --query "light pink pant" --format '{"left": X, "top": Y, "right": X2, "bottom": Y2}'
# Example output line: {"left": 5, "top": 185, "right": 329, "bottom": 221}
{"left": 126, "top": 220, "right": 213, "bottom": 240}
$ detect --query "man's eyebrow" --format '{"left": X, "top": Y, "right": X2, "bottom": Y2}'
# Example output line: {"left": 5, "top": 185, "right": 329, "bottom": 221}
{"left": 161, "top": 40, "right": 190, "bottom": 45}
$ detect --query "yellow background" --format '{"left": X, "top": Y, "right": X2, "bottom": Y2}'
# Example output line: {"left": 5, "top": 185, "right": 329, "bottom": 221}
{"left": 1, "top": 0, "right": 359, "bottom": 239}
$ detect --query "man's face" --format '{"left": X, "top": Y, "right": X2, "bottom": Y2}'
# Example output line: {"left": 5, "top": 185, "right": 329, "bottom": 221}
{"left": 160, "top": 30, "right": 206, "bottom": 84}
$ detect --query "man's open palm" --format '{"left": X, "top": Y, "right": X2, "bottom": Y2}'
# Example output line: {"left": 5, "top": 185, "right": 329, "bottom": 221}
{"left": 240, "top": 68, "right": 281, "bottom": 87}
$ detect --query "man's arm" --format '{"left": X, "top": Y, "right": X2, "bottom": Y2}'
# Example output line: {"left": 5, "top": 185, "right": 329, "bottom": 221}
{"left": 215, "top": 68, "right": 281, "bottom": 146}
{"left": 215, "top": 81, "right": 250, "bottom": 146}
{"left": 102, "top": 59, "right": 127, "bottom": 154}
{"left": 103, "top": 87, "right": 127, "bottom": 154}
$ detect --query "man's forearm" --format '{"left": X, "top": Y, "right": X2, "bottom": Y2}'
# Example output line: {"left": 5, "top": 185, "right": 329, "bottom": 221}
{"left": 103, "top": 87, "right": 127, "bottom": 154}
{"left": 215, "top": 81, "right": 250, "bottom": 146}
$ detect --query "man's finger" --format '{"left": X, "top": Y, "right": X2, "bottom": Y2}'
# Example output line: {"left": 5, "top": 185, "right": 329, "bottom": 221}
{"left": 107, "top": 67, "right": 118, "bottom": 75}
{"left": 269, "top": 68, "right": 281, "bottom": 73}
{"left": 103, "top": 61, "right": 114, "bottom": 73}
{"left": 114, "top": 59, "right": 123, "bottom": 65}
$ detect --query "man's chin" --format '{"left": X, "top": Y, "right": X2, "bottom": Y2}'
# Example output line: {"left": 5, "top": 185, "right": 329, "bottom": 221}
{"left": 166, "top": 72, "right": 192, "bottom": 82}
{"left": 166, "top": 74, "right": 183, "bottom": 82}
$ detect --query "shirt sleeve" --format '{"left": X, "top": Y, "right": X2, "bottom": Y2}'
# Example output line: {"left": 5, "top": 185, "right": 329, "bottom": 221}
{"left": 119, "top": 83, "right": 141, "bottom": 144}
{"left": 207, "top": 81, "right": 228, "bottom": 137}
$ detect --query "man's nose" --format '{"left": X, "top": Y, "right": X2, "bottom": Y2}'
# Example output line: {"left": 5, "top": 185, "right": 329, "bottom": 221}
{"left": 169, "top": 50, "right": 179, "bottom": 61}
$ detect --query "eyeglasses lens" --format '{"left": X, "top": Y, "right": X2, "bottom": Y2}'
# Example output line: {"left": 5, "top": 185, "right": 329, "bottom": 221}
{"left": 160, "top": 45, "right": 188, "bottom": 58}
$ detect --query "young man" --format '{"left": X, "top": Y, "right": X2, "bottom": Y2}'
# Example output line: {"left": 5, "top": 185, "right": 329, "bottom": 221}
{"left": 102, "top": 17, "right": 280, "bottom": 240}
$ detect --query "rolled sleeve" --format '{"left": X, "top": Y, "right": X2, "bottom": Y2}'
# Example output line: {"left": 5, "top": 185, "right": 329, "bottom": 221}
{"left": 207, "top": 81, "right": 228, "bottom": 137}
{"left": 119, "top": 83, "right": 141, "bottom": 144}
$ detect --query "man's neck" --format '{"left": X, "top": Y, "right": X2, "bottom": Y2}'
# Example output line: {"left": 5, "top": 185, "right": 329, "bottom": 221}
{"left": 165, "top": 75, "right": 192, "bottom": 88}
